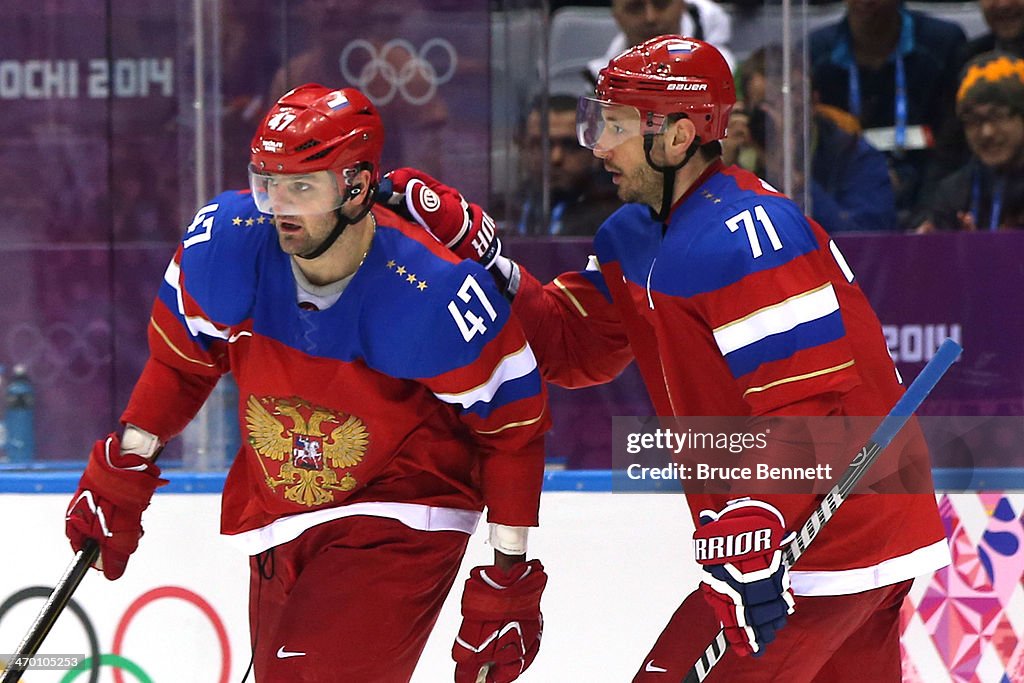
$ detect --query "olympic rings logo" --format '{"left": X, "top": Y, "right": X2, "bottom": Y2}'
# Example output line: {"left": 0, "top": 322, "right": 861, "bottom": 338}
{"left": 0, "top": 587, "right": 100, "bottom": 683}
{"left": 5, "top": 321, "right": 112, "bottom": 386}
{"left": 0, "top": 585, "right": 231, "bottom": 681}
{"left": 339, "top": 38, "right": 457, "bottom": 106}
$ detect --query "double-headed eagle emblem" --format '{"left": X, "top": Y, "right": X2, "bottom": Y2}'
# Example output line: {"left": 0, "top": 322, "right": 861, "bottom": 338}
{"left": 245, "top": 395, "right": 369, "bottom": 507}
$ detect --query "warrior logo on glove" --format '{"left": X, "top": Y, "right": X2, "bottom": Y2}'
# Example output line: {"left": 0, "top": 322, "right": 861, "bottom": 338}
{"left": 692, "top": 498, "right": 796, "bottom": 657}
{"left": 694, "top": 524, "right": 774, "bottom": 561}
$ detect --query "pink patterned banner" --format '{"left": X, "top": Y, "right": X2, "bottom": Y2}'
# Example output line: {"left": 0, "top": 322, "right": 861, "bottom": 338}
{"left": 902, "top": 493, "right": 1024, "bottom": 682}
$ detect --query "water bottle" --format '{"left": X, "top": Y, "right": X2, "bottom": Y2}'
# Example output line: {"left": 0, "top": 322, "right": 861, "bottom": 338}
{"left": 5, "top": 364, "right": 36, "bottom": 463}
{"left": 221, "top": 373, "right": 241, "bottom": 462}
{"left": 0, "top": 364, "right": 7, "bottom": 461}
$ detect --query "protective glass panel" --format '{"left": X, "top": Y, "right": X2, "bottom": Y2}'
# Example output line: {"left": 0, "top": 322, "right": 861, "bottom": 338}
{"left": 0, "top": 0, "right": 502, "bottom": 470}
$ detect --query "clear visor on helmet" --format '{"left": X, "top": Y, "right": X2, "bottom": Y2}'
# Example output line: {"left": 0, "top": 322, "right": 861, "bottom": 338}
{"left": 247, "top": 166, "right": 347, "bottom": 216}
{"left": 576, "top": 97, "right": 666, "bottom": 152}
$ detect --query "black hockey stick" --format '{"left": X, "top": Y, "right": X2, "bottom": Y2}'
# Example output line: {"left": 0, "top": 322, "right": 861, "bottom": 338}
{"left": 682, "top": 338, "right": 963, "bottom": 683}
{"left": 0, "top": 540, "right": 98, "bottom": 683}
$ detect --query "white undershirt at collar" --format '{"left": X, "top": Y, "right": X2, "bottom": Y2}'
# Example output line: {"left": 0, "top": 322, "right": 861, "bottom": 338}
{"left": 291, "top": 258, "right": 353, "bottom": 311}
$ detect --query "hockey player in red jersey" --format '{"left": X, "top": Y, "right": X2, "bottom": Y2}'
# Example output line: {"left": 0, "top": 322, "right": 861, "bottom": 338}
{"left": 63, "top": 84, "right": 550, "bottom": 683}
{"left": 384, "top": 36, "right": 950, "bottom": 681}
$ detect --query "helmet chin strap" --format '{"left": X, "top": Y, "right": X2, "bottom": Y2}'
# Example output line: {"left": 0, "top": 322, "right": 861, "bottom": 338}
{"left": 642, "top": 133, "right": 701, "bottom": 224}
{"left": 297, "top": 182, "right": 377, "bottom": 261}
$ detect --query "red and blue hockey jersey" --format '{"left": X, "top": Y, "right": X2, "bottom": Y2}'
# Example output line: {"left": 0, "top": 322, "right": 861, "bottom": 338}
{"left": 512, "top": 161, "right": 948, "bottom": 596}
{"left": 122, "top": 190, "right": 549, "bottom": 553}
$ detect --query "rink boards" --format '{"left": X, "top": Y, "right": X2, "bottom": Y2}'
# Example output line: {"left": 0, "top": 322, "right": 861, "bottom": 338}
{"left": 0, "top": 481, "right": 1021, "bottom": 682}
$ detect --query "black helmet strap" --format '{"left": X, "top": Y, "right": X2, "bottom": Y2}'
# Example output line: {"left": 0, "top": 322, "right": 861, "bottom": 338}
{"left": 297, "top": 180, "right": 378, "bottom": 261}
{"left": 642, "top": 128, "right": 701, "bottom": 224}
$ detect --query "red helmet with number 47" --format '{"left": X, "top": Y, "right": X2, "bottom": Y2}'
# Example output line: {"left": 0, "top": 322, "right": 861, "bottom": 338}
{"left": 578, "top": 36, "right": 735, "bottom": 152}
{"left": 249, "top": 84, "right": 384, "bottom": 215}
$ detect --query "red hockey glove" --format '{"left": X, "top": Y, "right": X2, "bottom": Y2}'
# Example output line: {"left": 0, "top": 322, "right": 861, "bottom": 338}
{"left": 381, "top": 167, "right": 501, "bottom": 269}
{"left": 692, "top": 498, "right": 796, "bottom": 657}
{"left": 65, "top": 433, "right": 167, "bottom": 580}
{"left": 453, "top": 560, "right": 547, "bottom": 683}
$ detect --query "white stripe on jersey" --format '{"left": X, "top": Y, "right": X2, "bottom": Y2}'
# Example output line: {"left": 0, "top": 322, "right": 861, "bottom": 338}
{"left": 164, "top": 258, "right": 231, "bottom": 340}
{"left": 712, "top": 283, "right": 839, "bottom": 356}
{"left": 433, "top": 343, "right": 538, "bottom": 409}
{"left": 790, "top": 539, "right": 950, "bottom": 596}
{"left": 228, "top": 501, "right": 482, "bottom": 555}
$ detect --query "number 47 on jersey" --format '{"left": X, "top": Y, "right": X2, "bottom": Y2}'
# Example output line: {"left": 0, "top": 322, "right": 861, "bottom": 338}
{"left": 448, "top": 274, "right": 497, "bottom": 342}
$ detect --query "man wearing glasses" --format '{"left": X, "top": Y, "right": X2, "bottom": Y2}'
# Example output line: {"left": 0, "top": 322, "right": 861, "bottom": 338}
{"left": 585, "top": 0, "right": 737, "bottom": 82}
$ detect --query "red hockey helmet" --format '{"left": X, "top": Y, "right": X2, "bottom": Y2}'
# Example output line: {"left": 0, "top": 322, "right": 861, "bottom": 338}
{"left": 578, "top": 36, "right": 735, "bottom": 151}
{"left": 249, "top": 84, "right": 384, "bottom": 214}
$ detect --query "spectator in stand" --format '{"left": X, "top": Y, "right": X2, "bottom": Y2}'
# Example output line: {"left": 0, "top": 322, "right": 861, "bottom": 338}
{"left": 516, "top": 95, "right": 619, "bottom": 236}
{"left": 733, "top": 45, "right": 898, "bottom": 233}
{"left": 586, "top": 0, "right": 736, "bottom": 81}
{"left": 963, "top": 0, "right": 1024, "bottom": 64}
{"left": 809, "top": 0, "right": 967, "bottom": 228}
{"left": 927, "top": 0, "right": 1024, "bottom": 187}
{"left": 914, "top": 52, "right": 1024, "bottom": 231}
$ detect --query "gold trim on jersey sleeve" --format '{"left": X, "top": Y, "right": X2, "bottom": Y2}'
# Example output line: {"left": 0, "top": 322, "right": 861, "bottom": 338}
{"left": 150, "top": 317, "right": 217, "bottom": 368}
{"left": 742, "top": 359, "right": 856, "bottom": 397}
{"left": 475, "top": 408, "right": 547, "bottom": 435}
{"left": 553, "top": 277, "right": 589, "bottom": 318}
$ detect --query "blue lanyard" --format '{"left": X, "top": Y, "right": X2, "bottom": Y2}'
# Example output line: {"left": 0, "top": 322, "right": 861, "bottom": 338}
{"left": 549, "top": 201, "right": 567, "bottom": 236}
{"left": 971, "top": 169, "right": 1005, "bottom": 231}
{"left": 518, "top": 199, "right": 532, "bottom": 235}
{"left": 848, "top": 54, "right": 907, "bottom": 152}
{"left": 518, "top": 198, "right": 569, "bottom": 235}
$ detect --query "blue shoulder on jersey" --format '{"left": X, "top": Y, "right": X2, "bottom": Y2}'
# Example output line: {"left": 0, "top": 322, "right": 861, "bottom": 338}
{"left": 410, "top": 257, "right": 541, "bottom": 419}
{"left": 358, "top": 227, "right": 517, "bottom": 380}
{"left": 593, "top": 204, "right": 663, "bottom": 288}
{"left": 655, "top": 174, "right": 820, "bottom": 298}
{"left": 358, "top": 232, "right": 540, "bottom": 418}
{"left": 171, "top": 190, "right": 274, "bottom": 327}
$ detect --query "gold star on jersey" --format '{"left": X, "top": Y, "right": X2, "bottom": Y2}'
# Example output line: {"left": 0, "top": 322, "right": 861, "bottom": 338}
{"left": 385, "top": 259, "right": 427, "bottom": 290}
{"left": 231, "top": 214, "right": 268, "bottom": 226}
{"left": 245, "top": 395, "right": 369, "bottom": 507}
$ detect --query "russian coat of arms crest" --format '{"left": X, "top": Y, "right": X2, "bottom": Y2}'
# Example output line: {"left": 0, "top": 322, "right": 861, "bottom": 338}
{"left": 245, "top": 394, "right": 369, "bottom": 507}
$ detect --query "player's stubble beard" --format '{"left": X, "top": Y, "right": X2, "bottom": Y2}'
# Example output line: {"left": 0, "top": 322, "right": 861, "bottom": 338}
{"left": 615, "top": 160, "right": 664, "bottom": 209}
{"left": 274, "top": 213, "right": 337, "bottom": 257}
